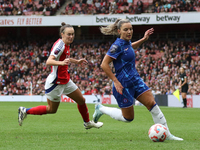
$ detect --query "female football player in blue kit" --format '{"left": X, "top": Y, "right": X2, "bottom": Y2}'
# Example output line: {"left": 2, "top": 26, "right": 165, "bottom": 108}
{"left": 93, "top": 18, "right": 183, "bottom": 140}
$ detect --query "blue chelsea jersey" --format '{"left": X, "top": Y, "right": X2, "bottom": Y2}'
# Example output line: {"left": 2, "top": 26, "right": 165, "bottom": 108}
{"left": 106, "top": 38, "right": 140, "bottom": 87}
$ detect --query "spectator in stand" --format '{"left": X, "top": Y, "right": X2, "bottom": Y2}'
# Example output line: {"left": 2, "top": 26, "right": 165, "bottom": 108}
{"left": 136, "top": 0, "right": 143, "bottom": 14}
{"left": 164, "top": 1, "right": 171, "bottom": 11}
{"left": 95, "top": 0, "right": 101, "bottom": 8}
{"left": 6, "top": 1, "right": 13, "bottom": 12}
{"left": 103, "top": 82, "right": 111, "bottom": 95}
{"left": 26, "top": 1, "right": 33, "bottom": 12}
{"left": 32, "top": 3, "right": 38, "bottom": 12}
{"left": 128, "top": 4, "right": 134, "bottom": 13}
{"left": 3, "top": 86, "right": 8, "bottom": 95}
{"left": 122, "top": 6, "right": 129, "bottom": 13}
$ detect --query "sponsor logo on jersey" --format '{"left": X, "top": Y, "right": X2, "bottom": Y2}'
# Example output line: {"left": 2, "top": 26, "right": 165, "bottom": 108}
{"left": 54, "top": 48, "right": 61, "bottom": 55}
{"left": 110, "top": 44, "right": 118, "bottom": 53}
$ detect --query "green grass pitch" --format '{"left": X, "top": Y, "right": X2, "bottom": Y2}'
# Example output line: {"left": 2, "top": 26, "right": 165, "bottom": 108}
{"left": 0, "top": 102, "right": 200, "bottom": 150}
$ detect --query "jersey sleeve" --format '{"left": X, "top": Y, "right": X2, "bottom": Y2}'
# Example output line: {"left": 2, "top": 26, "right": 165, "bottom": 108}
{"left": 183, "top": 73, "right": 187, "bottom": 79}
{"left": 50, "top": 43, "right": 64, "bottom": 58}
{"left": 106, "top": 44, "right": 122, "bottom": 59}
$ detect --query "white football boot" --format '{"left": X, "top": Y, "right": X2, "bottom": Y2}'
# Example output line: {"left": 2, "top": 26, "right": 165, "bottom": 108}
{"left": 166, "top": 134, "right": 183, "bottom": 141}
{"left": 93, "top": 103, "right": 103, "bottom": 123}
{"left": 18, "top": 107, "right": 27, "bottom": 126}
{"left": 84, "top": 120, "right": 103, "bottom": 129}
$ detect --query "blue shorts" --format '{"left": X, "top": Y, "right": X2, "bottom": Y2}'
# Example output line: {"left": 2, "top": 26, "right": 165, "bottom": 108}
{"left": 113, "top": 78, "right": 149, "bottom": 108}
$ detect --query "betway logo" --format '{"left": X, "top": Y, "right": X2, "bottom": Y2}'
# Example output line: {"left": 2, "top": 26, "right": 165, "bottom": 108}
{"left": 156, "top": 15, "right": 180, "bottom": 22}
{"left": 96, "top": 16, "right": 150, "bottom": 23}
{"left": 126, "top": 16, "right": 150, "bottom": 23}
{"left": 96, "top": 17, "right": 118, "bottom": 23}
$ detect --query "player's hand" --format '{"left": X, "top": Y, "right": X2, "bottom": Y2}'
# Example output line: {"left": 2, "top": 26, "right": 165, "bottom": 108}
{"left": 143, "top": 28, "right": 154, "bottom": 41}
{"left": 77, "top": 58, "right": 88, "bottom": 65}
{"left": 113, "top": 80, "right": 124, "bottom": 95}
{"left": 61, "top": 58, "right": 70, "bottom": 66}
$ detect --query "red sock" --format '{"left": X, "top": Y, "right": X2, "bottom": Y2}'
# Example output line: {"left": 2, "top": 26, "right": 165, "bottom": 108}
{"left": 26, "top": 105, "right": 47, "bottom": 115}
{"left": 77, "top": 103, "right": 90, "bottom": 122}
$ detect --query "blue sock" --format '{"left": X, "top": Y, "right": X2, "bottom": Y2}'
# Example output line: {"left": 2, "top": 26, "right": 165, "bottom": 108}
{"left": 26, "top": 108, "right": 31, "bottom": 112}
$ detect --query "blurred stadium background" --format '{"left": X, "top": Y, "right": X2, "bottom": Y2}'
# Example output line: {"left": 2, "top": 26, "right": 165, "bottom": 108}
{"left": 0, "top": 0, "right": 200, "bottom": 107}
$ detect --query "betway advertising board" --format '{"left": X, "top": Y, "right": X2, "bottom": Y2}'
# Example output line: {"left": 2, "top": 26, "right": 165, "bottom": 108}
{"left": 1, "top": 95, "right": 200, "bottom": 108}
{"left": 0, "top": 95, "right": 118, "bottom": 104}
{"left": 0, "top": 12, "right": 200, "bottom": 27}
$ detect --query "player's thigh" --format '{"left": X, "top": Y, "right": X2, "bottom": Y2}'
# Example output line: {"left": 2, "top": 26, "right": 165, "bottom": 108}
{"left": 45, "top": 81, "right": 64, "bottom": 102}
{"left": 67, "top": 88, "right": 85, "bottom": 105}
{"left": 137, "top": 90, "right": 156, "bottom": 110}
{"left": 121, "top": 105, "right": 134, "bottom": 120}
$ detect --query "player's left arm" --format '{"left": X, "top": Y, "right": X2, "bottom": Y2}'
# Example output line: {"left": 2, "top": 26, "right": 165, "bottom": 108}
{"left": 131, "top": 28, "right": 154, "bottom": 49}
{"left": 69, "top": 58, "right": 88, "bottom": 65}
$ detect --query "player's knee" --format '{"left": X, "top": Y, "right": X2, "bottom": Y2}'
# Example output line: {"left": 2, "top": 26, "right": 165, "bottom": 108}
{"left": 82, "top": 97, "right": 86, "bottom": 103}
{"left": 77, "top": 97, "right": 86, "bottom": 105}
{"left": 47, "top": 107, "right": 58, "bottom": 114}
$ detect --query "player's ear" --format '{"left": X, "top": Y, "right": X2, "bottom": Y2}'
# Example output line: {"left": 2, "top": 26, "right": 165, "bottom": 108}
{"left": 60, "top": 32, "right": 64, "bottom": 38}
{"left": 117, "top": 29, "right": 121, "bottom": 35}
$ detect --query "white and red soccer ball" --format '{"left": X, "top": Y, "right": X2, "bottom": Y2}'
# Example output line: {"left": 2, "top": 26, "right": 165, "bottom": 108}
{"left": 148, "top": 123, "right": 168, "bottom": 142}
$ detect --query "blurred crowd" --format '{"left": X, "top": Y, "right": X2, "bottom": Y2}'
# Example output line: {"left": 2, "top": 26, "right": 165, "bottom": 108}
{"left": 149, "top": 0, "right": 200, "bottom": 13}
{"left": 63, "top": 0, "right": 143, "bottom": 15}
{"left": 0, "top": 0, "right": 60, "bottom": 16}
{"left": 135, "top": 40, "right": 200, "bottom": 95}
{"left": 61, "top": 0, "right": 135, "bottom": 15}
{"left": 63, "top": 0, "right": 200, "bottom": 15}
{"left": 0, "top": 37, "right": 200, "bottom": 96}
{"left": 1, "top": 0, "right": 200, "bottom": 16}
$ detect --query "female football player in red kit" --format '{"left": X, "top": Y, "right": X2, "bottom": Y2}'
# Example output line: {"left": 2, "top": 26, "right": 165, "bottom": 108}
{"left": 18, "top": 22, "right": 103, "bottom": 129}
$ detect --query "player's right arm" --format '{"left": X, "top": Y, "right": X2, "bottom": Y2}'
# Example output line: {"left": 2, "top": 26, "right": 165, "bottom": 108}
{"left": 101, "top": 55, "right": 123, "bottom": 95}
{"left": 131, "top": 28, "right": 154, "bottom": 49}
{"left": 46, "top": 55, "right": 69, "bottom": 66}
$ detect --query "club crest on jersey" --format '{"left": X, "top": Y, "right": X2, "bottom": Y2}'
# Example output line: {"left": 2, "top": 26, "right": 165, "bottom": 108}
{"left": 123, "top": 98, "right": 128, "bottom": 104}
{"left": 110, "top": 44, "right": 118, "bottom": 53}
{"left": 54, "top": 48, "right": 61, "bottom": 55}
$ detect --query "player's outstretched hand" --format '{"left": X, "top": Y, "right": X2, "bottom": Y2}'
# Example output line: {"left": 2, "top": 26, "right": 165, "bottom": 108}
{"left": 144, "top": 28, "right": 154, "bottom": 41}
{"left": 113, "top": 80, "right": 124, "bottom": 95}
{"left": 77, "top": 58, "right": 88, "bottom": 65}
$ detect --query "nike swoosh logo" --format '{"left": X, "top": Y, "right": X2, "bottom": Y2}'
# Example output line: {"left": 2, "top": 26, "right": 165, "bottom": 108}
{"left": 125, "top": 48, "right": 128, "bottom": 51}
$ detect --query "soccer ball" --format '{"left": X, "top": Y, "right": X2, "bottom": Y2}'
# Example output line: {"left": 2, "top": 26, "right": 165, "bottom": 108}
{"left": 148, "top": 123, "right": 168, "bottom": 142}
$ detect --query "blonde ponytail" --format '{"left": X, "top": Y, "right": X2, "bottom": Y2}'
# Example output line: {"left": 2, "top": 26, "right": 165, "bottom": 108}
{"left": 100, "top": 19, "right": 130, "bottom": 35}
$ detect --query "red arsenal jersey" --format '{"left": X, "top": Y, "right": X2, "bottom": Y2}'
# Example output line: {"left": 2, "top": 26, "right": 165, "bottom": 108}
{"left": 48, "top": 39, "right": 70, "bottom": 84}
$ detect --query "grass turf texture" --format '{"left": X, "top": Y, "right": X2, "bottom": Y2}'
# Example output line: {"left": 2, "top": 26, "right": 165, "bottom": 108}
{"left": 0, "top": 102, "right": 200, "bottom": 150}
